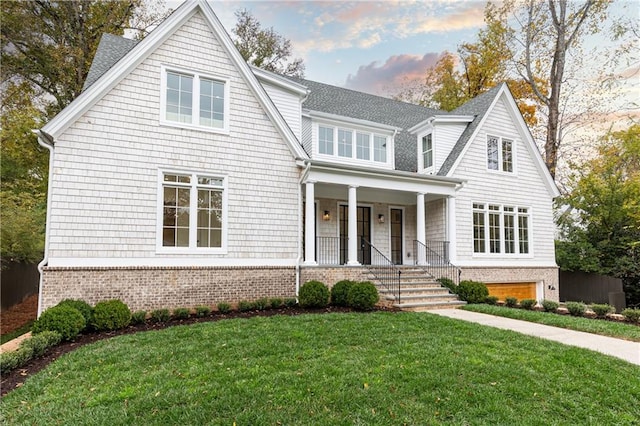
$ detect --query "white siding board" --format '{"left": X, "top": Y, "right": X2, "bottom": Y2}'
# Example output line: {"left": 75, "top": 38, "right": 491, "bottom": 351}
{"left": 434, "top": 123, "right": 466, "bottom": 171}
{"left": 262, "top": 82, "right": 302, "bottom": 141}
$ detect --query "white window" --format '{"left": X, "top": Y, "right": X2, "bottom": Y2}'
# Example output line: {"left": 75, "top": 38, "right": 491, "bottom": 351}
{"left": 160, "top": 171, "right": 226, "bottom": 251}
{"left": 422, "top": 134, "right": 433, "bottom": 169}
{"left": 473, "top": 203, "right": 530, "bottom": 255}
{"left": 317, "top": 124, "right": 389, "bottom": 164}
{"left": 487, "top": 135, "right": 514, "bottom": 172}
{"left": 373, "top": 135, "right": 387, "bottom": 162}
{"left": 356, "top": 132, "right": 370, "bottom": 160}
{"left": 319, "top": 126, "right": 334, "bottom": 155}
{"left": 162, "top": 66, "right": 229, "bottom": 132}
{"left": 338, "top": 129, "right": 352, "bottom": 158}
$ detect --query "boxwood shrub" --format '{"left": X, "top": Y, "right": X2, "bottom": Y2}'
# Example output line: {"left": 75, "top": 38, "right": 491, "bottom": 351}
{"left": 238, "top": 300, "right": 255, "bottom": 312}
{"left": 520, "top": 299, "right": 536, "bottom": 310}
{"left": 55, "top": 299, "right": 93, "bottom": 329}
{"left": 196, "top": 306, "right": 211, "bottom": 317}
{"left": 91, "top": 300, "right": 131, "bottom": 331}
{"left": 347, "top": 281, "right": 379, "bottom": 311}
{"left": 284, "top": 298, "right": 298, "bottom": 308}
{"left": 504, "top": 296, "right": 518, "bottom": 308}
{"left": 217, "top": 302, "right": 231, "bottom": 314}
{"left": 32, "top": 305, "right": 86, "bottom": 341}
{"left": 269, "top": 298, "right": 284, "bottom": 309}
{"left": 590, "top": 303, "right": 613, "bottom": 318}
{"left": 331, "top": 280, "right": 355, "bottom": 307}
{"left": 150, "top": 308, "right": 170, "bottom": 323}
{"left": 456, "top": 280, "right": 489, "bottom": 304}
{"left": 131, "top": 310, "right": 147, "bottom": 324}
{"left": 173, "top": 307, "right": 190, "bottom": 319}
{"left": 299, "top": 280, "right": 330, "bottom": 308}
{"left": 485, "top": 295, "right": 499, "bottom": 305}
{"left": 254, "top": 298, "right": 269, "bottom": 311}
{"left": 1, "top": 331, "right": 62, "bottom": 374}
{"left": 566, "top": 301, "right": 586, "bottom": 317}
{"left": 621, "top": 308, "right": 640, "bottom": 323}
{"left": 542, "top": 299, "right": 559, "bottom": 313}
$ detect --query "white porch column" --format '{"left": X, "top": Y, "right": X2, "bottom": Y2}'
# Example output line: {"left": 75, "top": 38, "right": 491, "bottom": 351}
{"left": 446, "top": 196, "right": 457, "bottom": 263}
{"left": 416, "top": 192, "right": 426, "bottom": 265}
{"left": 304, "top": 181, "right": 317, "bottom": 265}
{"left": 347, "top": 185, "right": 360, "bottom": 265}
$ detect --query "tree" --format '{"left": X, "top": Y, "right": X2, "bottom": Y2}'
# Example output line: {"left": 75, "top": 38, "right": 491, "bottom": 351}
{"left": 232, "top": 9, "right": 304, "bottom": 77}
{"left": 556, "top": 125, "right": 640, "bottom": 306}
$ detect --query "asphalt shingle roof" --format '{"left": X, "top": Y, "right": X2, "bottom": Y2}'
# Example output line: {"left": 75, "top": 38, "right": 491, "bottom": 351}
{"left": 83, "top": 33, "right": 139, "bottom": 91}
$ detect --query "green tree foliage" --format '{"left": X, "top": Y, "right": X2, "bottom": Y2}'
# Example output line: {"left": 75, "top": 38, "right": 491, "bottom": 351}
{"left": 557, "top": 125, "right": 640, "bottom": 305}
{"left": 232, "top": 9, "right": 304, "bottom": 77}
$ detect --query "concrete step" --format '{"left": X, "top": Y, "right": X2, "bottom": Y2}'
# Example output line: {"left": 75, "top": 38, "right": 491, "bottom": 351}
{"left": 379, "top": 286, "right": 452, "bottom": 295}
{"left": 395, "top": 300, "right": 467, "bottom": 311}
{"left": 386, "top": 294, "right": 459, "bottom": 304}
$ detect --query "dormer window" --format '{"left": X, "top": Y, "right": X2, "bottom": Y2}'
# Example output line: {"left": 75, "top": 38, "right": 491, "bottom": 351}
{"left": 422, "top": 134, "right": 433, "bottom": 169}
{"left": 487, "top": 135, "right": 514, "bottom": 173}
{"left": 315, "top": 122, "right": 392, "bottom": 168}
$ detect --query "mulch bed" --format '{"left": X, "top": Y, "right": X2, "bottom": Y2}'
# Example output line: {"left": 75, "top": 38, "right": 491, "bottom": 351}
{"left": 1, "top": 305, "right": 398, "bottom": 397}
{"left": 1, "top": 294, "right": 38, "bottom": 335}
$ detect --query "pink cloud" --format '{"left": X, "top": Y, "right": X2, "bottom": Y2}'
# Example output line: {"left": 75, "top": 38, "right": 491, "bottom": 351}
{"left": 344, "top": 53, "right": 442, "bottom": 97}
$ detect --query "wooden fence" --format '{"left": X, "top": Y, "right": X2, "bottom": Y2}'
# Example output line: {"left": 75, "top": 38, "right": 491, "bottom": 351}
{"left": 559, "top": 271, "right": 626, "bottom": 312}
{"left": 1, "top": 262, "right": 39, "bottom": 310}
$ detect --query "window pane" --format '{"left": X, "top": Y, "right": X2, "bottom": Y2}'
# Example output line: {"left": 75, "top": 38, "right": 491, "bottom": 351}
{"left": 199, "top": 79, "right": 225, "bottom": 128}
{"left": 338, "top": 129, "right": 352, "bottom": 158}
{"left": 504, "top": 213, "right": 515, "bottom": 254}
{"left": 489, "top": 211, "right": 500, "bottom": 253}
{"left": 319, "top": 126, "right": 334, "bottom": 155}
{"left": 356, "top": 133, "right": 370, "bottom": 160}
{"left": 162, "top": 228, "right": 175, "bottom": 247}
{"left": 373, "top": 135, "right": 386, "bottom": 162}
{"left": 487, "top": 136, "right": 499, "bottom": 170}
{"left": 176, "top": 228, "right": 189, "bottom": 247}
{"left": 519, "top": 214, "right": 529, "bottom": 253}
{"left": 166, "top": 72, "right": 193, "bottom": 124}
{"left": 197, "top": 228, "right": 209, "bottom": 247}
{"left": 502, "top": 139, "right": 513, "bottom": 172}
{"left": 422, "top": 134, "right": 433, "bottom": 168}
{"left": 209, "top": 229, "right": 222, "bottom": 248}
{"left": 473, "top": 210, "right": 485, "bottom": 253}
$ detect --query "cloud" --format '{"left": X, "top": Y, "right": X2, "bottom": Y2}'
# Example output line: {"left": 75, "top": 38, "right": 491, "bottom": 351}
{"left": 344, "top": 52, "right": 442, "bottom": 97}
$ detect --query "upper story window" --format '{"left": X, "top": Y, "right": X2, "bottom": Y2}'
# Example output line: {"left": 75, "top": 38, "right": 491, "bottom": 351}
{"left": 159, "top": 170, "right": 227, "bottom": 252}
{"left": 422, "top": 134, "right": 433, "bottom": 169}
{"left": 473, "top": 203, "right": 529, "bottom": 255}
{"left": 316, "top": 124, "right": 390, "bottom": 166}
{"left": 319, "top": 126, "right": 334, "bottom": 155}
{"left": 161, "top": 66, "right": 229, "bottom": 133}
{"left": 373, "top": 135, "right": 386, "bottom": 162}
{"left": 487, "top": 135, "right": 514, "bottom": 173}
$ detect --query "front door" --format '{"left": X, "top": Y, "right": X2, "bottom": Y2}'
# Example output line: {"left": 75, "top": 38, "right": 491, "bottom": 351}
{"left": 390, "top": 208, "right": 403, "bottom": 265}
{"left": 339, "top": 205, "right": 371, "bottom": 264}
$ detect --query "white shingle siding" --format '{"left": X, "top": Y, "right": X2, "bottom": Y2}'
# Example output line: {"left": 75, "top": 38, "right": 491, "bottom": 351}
{"left": 434, "top": 122, "right": 466, "bottom": 172}
{"left": 301, "top": 117, "right": 312, "bottom": 155}
{"left": 47, "top": 12, "right": 300, "bottom": 263}
{"left": 262, "top": 82, "right": 302, "bottom": 141}
{"left": 451, "top": 95, "right": 556, "bottom": 264}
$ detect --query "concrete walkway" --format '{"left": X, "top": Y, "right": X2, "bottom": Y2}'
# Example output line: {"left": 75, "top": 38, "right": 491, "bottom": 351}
{"left": 430, "top": 309, "right": 640, "bottom": 366}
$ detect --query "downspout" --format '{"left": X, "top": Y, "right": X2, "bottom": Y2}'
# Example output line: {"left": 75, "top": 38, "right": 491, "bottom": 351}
{"left": 34, "top": 130, "right": 55, "bottom": 317}
{"left": 296, "top": 159, "right": 312, "bottom": 298}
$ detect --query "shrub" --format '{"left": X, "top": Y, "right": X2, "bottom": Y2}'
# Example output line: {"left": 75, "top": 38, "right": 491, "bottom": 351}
{"left": 172, "top": 307, "right": 190, "bottom": 319}
{"left": 331, "top": 280, "right": 355, "bottom": 307}
{"left": 456, "top": 280, "right": 489, "bottom": 304}
{"left": 622, "top": 308, "right": 640, "bottom": 323}
{"left": 91, "top": 300, "right": 131, "bottom": 331}
{"left": 150, "top": 308, "right": 170, "bottom": 323}
{"left": 238, "top": 301, "right": 255, "bottom": 312}
{"left": 196, "top": 306, "right": 211, "bottom": 317}
{"left": 20, "top": 331, "right": 62, "bottom": 358}
{"left": 520, "top": 299, "right": 537, "bottom": 310}
{"left": 284, "top": 298, "right": 298, "bottom": 308}
{"left": 0, "top": 350, "right": 28, "bottom": 374}
{"left": 269, "top": 298, "right": 284, "bottom": 309}
{"left": 32, "top": 305, "right": 86, "bottom": 341}
{"left": 437, "top": 277, "right": 458, "bottom": 294}
{"left": 504, "top": 297, "right": 518, "bottom": 308}
{"left": 217, "top": 302, "right": 231, "bottom": 314}
{"left": 299, "top": 280, "right": 330, "bottom": 308}
{"left": 55, "top": 299, "right": 93, "bottom": 329}
{"left": 347, "top": 281, "right": 379, "bottom": 311}
{"left": 254, "top": 298, "right": 269, "bottom": 311}
{"left": 566, "top": 301, "right": 587, "bottom": 317}
{"left": 542, "top": 299, "right": 559, "bottom": 313}
{"left": 485, "top": 295, "right": 499, "bottom": 305}
{"left": 590, "top": 304, "right": 613, "bottom": 318}
{"left": 131, "top": 310, "right": 147, "bottom": 324}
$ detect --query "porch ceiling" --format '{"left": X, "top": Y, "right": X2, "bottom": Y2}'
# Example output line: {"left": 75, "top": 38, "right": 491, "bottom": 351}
{"left": 313, "top": 183, "right": 444, "bottom": 204}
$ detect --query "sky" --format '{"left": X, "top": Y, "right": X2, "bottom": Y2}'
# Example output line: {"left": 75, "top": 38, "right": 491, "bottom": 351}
{"left": 165, "top": 0, "right": 639, "bottom": 123}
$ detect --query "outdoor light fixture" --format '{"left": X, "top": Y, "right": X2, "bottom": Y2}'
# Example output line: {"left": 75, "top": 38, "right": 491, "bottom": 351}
{"left": 378, "top": 214, "right": 385, "bottom": 223}
{"left": 323, "top": 211, "right": 331, "bottom": 221}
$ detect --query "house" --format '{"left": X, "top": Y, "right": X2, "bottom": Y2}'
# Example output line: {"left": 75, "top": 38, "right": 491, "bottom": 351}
{"left": 35, "top": 0, "right": 560, "bottom": 314}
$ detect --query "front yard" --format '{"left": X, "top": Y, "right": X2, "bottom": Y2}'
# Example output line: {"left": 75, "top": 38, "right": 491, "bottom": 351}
{"left": 1, "top": 312, "right": 638, "bottom": 424}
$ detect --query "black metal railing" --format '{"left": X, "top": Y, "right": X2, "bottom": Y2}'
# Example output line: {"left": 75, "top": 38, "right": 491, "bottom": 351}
{"left": 316, "top": 236, "right": 341, "bottom": 265}
{"left": 361, "top": 239, "right": 401, "bottom": 303}
{"left": 413, "top": 240, "right": 461, "bottom": 287}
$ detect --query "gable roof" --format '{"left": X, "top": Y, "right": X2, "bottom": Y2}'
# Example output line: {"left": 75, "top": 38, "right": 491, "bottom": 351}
{"left": 83, "top": 34, "right": 138, "bottom": 91}
{"left": 41, "top": 0, "right": 308, "bottom": 160}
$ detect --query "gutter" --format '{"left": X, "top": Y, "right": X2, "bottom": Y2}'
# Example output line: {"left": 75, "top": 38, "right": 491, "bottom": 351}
{"left": 33, "top": 130, "right": 55, "bottom": 317}
{"left": 295, "top": 159, "right": 312, "bottom": 298}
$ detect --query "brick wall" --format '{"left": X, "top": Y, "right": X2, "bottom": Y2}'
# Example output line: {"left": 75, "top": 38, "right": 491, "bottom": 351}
{"left": 460, "top": 266, "right": 559, "bottom": 302}
{"left": 300, "top": 266, "right": 370, "bottom": 289}
{"left": 41, "top": 266, "right": 296, "bottom": 311}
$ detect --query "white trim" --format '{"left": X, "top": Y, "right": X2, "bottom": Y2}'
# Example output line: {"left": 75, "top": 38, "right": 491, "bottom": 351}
{"left": 159, "top": 64, "right": 231, "bottom": 134}
{"left": 308, "top": 110, "right": 401, "bottom": 133}
{"left": 470, "top": 201, "right": 533, "bottom": 258}
{"left": 408, "top": 115, "right": 474, "bottom": 134}
{"left": 418, "top": 129, "right": 435, "bottom": 174}
{"left": 47, "top": 258, "right": 298, "bottom": 268}
{"left": 455, "top": 260, "right": 558, "bottom": 268}
{"left": 486, "top": 134, "right": 517, "bottom": 176}
{"left": 388, "top": 206, "right": 406, "bottom": 265}
{"left": 251, "top": 66, "right": 308, "bottom": 97}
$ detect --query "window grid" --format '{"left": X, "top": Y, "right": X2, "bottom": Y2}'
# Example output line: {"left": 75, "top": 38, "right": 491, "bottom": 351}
{"left": 473, "top": 203, "right": 486, "bottom": 254}
{"left": 338, "top": 129, "right": 352, "bottom": 158}
{"left": 318, "top": 126, "right": 388, "bottom": 163}
{"left": 422, "top": 134, "right": 433, "bottom": 169}
{"left": 373, "top": 135, "right": 386, "bottom": 162}
{"left": 488, "top": 205, "right": 501, "bottom": 253}
{"left": 319, "top": 126, "right": 334, "bottom": 155}
{"left": 487, "top": 135, "right": 514, "bottom": 173}
{"left": 504, "top": 207, "right": 515, "bottom": 254}
{"left": 356, "top": 132, "right": 370, "bottom": 160}
{"left": 473, "top": 203, "right": 530, "bottom": 255}
{"left": 199, "top": 78, "right": 225, "bottom": 128}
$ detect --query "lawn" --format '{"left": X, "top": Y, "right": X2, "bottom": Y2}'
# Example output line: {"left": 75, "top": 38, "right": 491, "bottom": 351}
{"left": 1, "top": 312, "right": 639, "bottom": 425}
{"left": 463, "top": 304, "right": 640, "bottom": 342}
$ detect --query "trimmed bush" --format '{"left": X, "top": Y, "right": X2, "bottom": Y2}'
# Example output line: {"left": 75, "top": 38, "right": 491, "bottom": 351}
{"left": 542, "top": 299, "right": 559, "bottom": 313}
{"left": 55, "top": 299, "right": 93, "bottom": 329}
{"left": 485, "top": 296, "right": 499, "bottom": 305}
{"left": 21, "top": 331, "right": 62, "bottom": 357}
{"left": 269, "top": 298, "right": 284, "bottom": 309}
{"left": 331, "top": 280, "right": 355, "bottom": 307}
{"left": 566, "top": 301, "right": 587, "bottom": 317}
{"left": 520, "top": 299, "right": 536, "bottom": 310}
{"left": 217, "top": 302, "right": 231, "bottom": 314}
{"left": 1, "top": 350, "right": 28, "bottom": 373}
{"left": 590, "top": 304, "right": 613, "bottom": 318}
{"left": 150, "top": 309, "right": 170, "bottom": 323}
{"left": 457, "top": 280, "right": 489, "bottom": 304}
{"left": 621, "top": 308, "right": 640, "bottom": 323}
{"left": 32, "top": 305, "right": 86, "bottom": 341}
{"left": 173, "top": 308, "right": 190, "bottom": 319}
{"left": 254, "top": 298, "right": 269, "bottom": 311}
{"left": 284, "top": 298, "right": 298, "bottom": 308}
{"left": 437, "top": 277, "right": 458, "bottom": 294}
{"left": 299, "top": 280, "right": 330, "bottom": 308}
{"left": 131, "top": 310, "right": 147, "bottom": 324}
{"left": 238, "top": 301, "right": 255, "bottom": 312}
{"left": 91, "top": 300, "right": 131, "bottom": 331}
{"left": 196, "top": 306, "right": 211, "bottom": 317}
{"left": 347, "top": 281, "right": 379, "bottom": 311}
{"left": 504, "top": 297, "right": 518, "bottom": 308}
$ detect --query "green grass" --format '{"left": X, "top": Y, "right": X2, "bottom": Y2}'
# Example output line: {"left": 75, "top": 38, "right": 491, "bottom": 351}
{"left": 1, "top": 321, "right": 33, "bottom": 344}
{"left": 463, "top": 304, "right": 640, "bottom": 342}
{"left": 1, "top": 312, "right": 639, "bottom": 424}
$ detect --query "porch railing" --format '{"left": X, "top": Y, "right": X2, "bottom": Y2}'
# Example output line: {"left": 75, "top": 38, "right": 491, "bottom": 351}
{"left": 361, "top": 239, "right": 401, "bottom": 303}
{"left": 316, "top": 236, "right": 340, "bottom": 265}
{"left": 413, "top": 240, "right": 461, "bottom": 287}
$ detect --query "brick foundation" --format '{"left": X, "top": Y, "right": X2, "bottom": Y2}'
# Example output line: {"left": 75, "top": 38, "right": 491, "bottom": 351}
{"left": 41, "top": 266, "right": 296, "bottom": 312}
{"left": 300, "top": 266, "right": 370, "bottom": 289}
{"left": 460, "top": 266, "right": 559, "bottom": 302}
